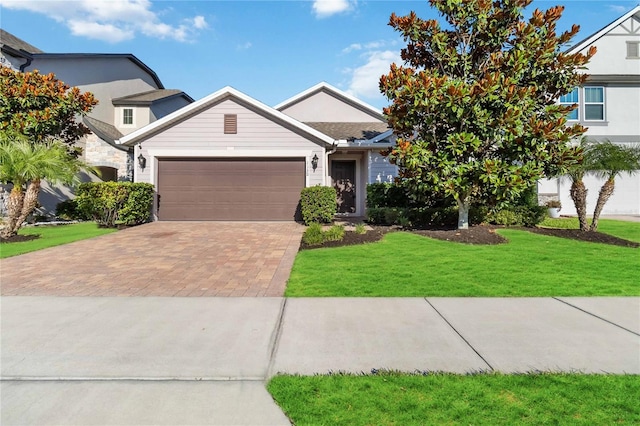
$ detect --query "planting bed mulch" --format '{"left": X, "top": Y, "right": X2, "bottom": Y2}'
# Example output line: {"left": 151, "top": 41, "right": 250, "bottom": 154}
{"left": 301, "top": 223, "right": 639, "bottom": 250}
{"left": 0, "top": 234, "right": 40, "bottom": 243}
{"left": 528, "top": 227, "right": 639, "bottom": 248}
{"left": 300, "top": 227, "right": 389, "bottom": 250}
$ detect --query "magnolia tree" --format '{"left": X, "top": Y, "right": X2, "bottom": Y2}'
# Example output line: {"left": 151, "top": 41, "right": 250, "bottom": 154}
{"left": 0, "top": 68, "right": 97, "bottom": 237}
{"left": 380, "top": 0, "right": 594, "bottom": 229}
{"left": 0, "top": 67, "right": 96, "bottom": 153}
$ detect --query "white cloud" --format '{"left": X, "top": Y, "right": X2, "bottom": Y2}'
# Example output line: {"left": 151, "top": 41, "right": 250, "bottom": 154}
{"left": 346, "top": 50, "right": 401, "bottom": 100}
{"left": 342, "top": 43, "right": 362, "bottom": 53}
{"left": 193, "top": 16, "right": 208, "bottom": 30}
{"left": 608, "top": 4, "right": 629, "bottom": 14}
{"left": 312, "top": 0, "right": 353, "bottom": 18}
{"left": 237, "top": 41, "right": 252, "bottom": 50}
{"left": 0, "top": 0, "right": 207, "bottom": 43}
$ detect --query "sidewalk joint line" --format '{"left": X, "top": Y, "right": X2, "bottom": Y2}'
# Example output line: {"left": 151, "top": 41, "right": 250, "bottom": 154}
{"left": 553, "top": 297, "right": 640, "bottom": 337}
{"left": 423, "top": 298, "right": 494, "bottom": 371}
{"left": 266, "top": 297, "right": 288, "bottom": 378}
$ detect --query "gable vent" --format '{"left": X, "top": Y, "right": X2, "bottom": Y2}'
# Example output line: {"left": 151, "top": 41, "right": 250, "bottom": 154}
{"left": 224, "top": 114, "right": 237, "bottom": 134}
{"left": 627, "top": 42, "right": 640, "bottom": 59}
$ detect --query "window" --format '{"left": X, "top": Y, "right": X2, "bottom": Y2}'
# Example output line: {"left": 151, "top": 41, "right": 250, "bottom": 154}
{"left": 584, "top": 87, "right": 604, "bottom": 121}
{"left": 122, "top": 108, "right": 134, "bottom": 125}
{"left": 627, "top": 42, "right": 640, "bottom": 59}
{"left": 559, "top": 88, "right": 579, "bottom": 120}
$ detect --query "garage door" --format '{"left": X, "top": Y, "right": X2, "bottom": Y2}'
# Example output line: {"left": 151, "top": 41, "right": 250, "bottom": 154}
{"left": 157, "top": 158, "right": 305, "bottom": 221}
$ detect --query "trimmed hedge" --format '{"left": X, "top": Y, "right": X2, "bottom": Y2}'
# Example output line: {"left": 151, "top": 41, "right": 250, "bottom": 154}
{"left": 55, "top": 199, "right": 88, "bottom": 221}
{"left": 75, "top": 182, "right": 154, "bottom": 227}
{"left": 300, "top": 185, "right": 337, "bottom": 225}
{"left": 367, "top": 206, "right": 487, "bottom": 228}
{"left": 366, "top": 183, "right": 410, "bottom": 208}
{"left": 485, "top": 206, "right": 547, "bottom": 227}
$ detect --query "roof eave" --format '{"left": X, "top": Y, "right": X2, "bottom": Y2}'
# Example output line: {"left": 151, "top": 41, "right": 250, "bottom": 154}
{"left": 567, "top": 5, "right": 640, "bottom": 54}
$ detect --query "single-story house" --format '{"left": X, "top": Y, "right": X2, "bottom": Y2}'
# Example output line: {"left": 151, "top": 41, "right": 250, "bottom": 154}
{"left": 117, "top": 83, "right": 397, "bottom": 221}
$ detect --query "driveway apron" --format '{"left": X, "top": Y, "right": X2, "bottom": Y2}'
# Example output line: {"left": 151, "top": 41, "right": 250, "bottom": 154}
{"left": 0, "top": 221, "right": 304, "bottom": 297}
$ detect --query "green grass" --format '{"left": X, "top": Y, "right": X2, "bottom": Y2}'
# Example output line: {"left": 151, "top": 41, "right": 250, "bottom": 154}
{"left": 539, "top": 217, "right": 640, "bottom": 242}
{"left": 0, "top": 222, "right": 116, "bottom": 258}
{"left": 268, "top": 373, "right": 640, "bottom": 426}
{"left": 286, "top": 220, "right": 640, "bottom": 297}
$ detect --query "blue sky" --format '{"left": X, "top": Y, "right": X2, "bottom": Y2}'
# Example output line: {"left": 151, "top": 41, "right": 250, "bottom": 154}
{"left": 1, "top": 1, "right": 637, "bottom": 110}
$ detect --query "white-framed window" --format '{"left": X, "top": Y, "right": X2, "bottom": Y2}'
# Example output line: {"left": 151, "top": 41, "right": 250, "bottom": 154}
{"left": 558, "top": 86, "right": 605, "bottom": 122}
{"left": 122, "top": 108, "right": 134, "bottom": 126}
{"left": 559, "top": 87, "right": 579, "bottom": 121}
{"left": 584, "top": 87, "right": 605, "bottom": 121}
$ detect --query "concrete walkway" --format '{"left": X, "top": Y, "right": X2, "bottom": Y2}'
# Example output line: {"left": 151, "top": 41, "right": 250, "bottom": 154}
{"left": 2, "top": 296, "right": 638, "bottom": 425}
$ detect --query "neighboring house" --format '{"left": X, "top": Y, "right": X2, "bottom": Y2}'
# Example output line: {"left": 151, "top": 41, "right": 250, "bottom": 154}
{"left": 539, "top": 6, "right": 640, "bottom": 215}
{"left": 117, "top": 83, "right": 396, "bottom": 221}
{"left": 0, "top": 29, "right": 193, "bottom": 215}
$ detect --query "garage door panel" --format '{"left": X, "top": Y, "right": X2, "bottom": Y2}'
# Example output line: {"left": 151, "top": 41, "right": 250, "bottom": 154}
{"left": 158, "top": 158, "right": 304, "bottom": 221}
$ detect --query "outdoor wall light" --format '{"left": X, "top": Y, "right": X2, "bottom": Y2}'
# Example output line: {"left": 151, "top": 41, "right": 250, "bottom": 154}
{"left": 311, "top": 154, "right": 319, "bottom": 171}
{"left": 138, "top": 153, "right": 147, "bottom": 170}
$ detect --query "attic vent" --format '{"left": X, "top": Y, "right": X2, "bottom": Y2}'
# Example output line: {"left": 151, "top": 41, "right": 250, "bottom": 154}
{"left": 224, "top": 114, "right": 237, "bottom": 134}
{"left": 627, "top": 42, "right": 640, "bottom": 59}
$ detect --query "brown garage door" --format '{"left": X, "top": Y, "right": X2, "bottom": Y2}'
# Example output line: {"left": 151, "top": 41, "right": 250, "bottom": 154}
{"left": 157, "top": 158, "right": 305, "bottom": 221}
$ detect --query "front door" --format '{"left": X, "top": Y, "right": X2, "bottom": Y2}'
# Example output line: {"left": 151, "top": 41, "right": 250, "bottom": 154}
{"left": 331, "top": 160, "right": 356, "bottom": 214}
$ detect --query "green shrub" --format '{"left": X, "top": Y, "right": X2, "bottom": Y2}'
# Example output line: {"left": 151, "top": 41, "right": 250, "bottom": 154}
{"left": 302, "top": 223, "right": 325, "bottom": 246}
{"left": 367, "top": 206, "right": 486, "bottom": 228}
{"left": 55, "top": 199, "right": 87, "bottom": 221}
{"left": 354, "top": 223, "right": 367, "bottom": 235}
{"left": 485, "top": 206, "right": 546, "bottom": 227}
{"left": 76, "top": 182, "right": 154, "bottom": 227}
{"left": 366, "top": 183, "right": 409, "bottom": 208}
{"left": 324, "top": 225, "right": 345, "bottom": 242}
{"left": 300, "top": 186, "right": 337, "bottom": 225}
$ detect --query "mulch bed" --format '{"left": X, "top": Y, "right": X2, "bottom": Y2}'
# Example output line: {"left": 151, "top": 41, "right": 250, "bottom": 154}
{"left": 528, "top": 227, "right": 639, "bottom": 248}
{"left": 301, "top": 223, "right": 638, "bottom": 249}
{"left": 0, "top": 234, "right": 40, "bottom": 243}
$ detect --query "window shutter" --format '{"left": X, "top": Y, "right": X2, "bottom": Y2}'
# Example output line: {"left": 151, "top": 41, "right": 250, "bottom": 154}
{"left": 224, "top": 114, "right": 237, "bottom": 134}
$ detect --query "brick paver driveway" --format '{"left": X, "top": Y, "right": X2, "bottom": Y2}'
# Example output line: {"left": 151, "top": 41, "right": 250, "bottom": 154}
{"left": 1, "top": 222, "right": 304, "bottom": 297}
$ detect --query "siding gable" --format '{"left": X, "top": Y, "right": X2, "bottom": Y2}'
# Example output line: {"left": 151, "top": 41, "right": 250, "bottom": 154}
{"left": 279, "top": 89, "right": 384, "bottom": 123}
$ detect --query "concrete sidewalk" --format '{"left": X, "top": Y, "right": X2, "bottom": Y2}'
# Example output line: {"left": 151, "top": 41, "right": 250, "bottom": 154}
{"left": 2, "top": 297, "right": 639, "bottom": 425}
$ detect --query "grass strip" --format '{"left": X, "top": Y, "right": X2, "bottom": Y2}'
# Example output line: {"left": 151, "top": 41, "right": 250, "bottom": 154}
{"left": 0, "top": 222, "right": 116, "bottom": 258}
{"left": 268, "top": 372, "right": 640, "bottom": 426}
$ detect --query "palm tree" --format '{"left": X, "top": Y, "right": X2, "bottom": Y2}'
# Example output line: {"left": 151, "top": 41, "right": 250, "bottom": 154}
{"left": 564, "top": 139, "right": 590, "bottom": 231}
{"left": 0, "top": 132, "right": 92, "bottom": 238}
{"left": 587, "top": 141, "right": 640, "bottom": 231}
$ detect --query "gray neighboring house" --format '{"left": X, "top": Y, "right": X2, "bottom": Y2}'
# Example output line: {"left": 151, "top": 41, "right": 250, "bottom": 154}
{"left": 0, "top": 29, "right": 193, "bottom": 215}
{"left": 118, "top": 83, "right": 397, "bottom": 221}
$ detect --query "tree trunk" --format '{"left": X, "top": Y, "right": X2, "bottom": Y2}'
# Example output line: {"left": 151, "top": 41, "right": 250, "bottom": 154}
{"left": 569, "top": 179, "right": 589, "bottom": 231}
{"left": 457, "top": 196, "right": 470, "bottom": 230}
{"left": 590, "top": 178, "right": 615, "bottom": 232}
{"left": 1, "top": 186, "right": 25, "bottom": 239}
{"left": 12, "top": 179, "right": 42, "bottom": 234}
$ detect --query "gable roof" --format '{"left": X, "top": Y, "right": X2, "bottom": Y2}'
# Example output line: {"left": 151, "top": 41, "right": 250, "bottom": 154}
{"left": 0, "top": 29, "right": 43, "bottom": 54}
{"left": 305, "top": 122, "right": 390, "bottom": 140}
{"left": 29, "top": 53, "right": 165, "bottom": 89}
{"left": 275, "top": 82, "right": 385, "bottom": 121}
{"left": 568, "top": 5, "right": 640, "bottom": 53}
{"left": 117, "top": 86, "right": 336, "bottom": 147}
{"left": 112, "top": 89, "right": 194, "bottom": 105}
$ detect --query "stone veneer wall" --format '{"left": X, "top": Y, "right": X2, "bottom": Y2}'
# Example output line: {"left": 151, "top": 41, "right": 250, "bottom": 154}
{"left": 83, "top": 133, "right": 131, "bottom": 181}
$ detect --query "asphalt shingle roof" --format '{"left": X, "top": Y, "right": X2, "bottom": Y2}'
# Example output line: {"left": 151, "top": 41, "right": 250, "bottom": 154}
{"left": 0, "top": 29, "right": 43, "bottom": 53}
{"left": 83, "top": 117, "right": 126, "bottom": 150}
{"left": 304, "top": 122, "right": 390, "bottom": 140}
{"left": 112, "top": 89, "right": 190, "bottom": 105}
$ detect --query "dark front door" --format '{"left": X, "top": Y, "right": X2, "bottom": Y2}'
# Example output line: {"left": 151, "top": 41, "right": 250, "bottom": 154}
{"left": 331, "top": 160, "right": 356, "bottom": 214}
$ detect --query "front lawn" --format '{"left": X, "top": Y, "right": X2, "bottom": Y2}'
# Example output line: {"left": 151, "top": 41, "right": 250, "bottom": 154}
{"left": 539, "top": 217, "right": 640, "bottom": 242}
{"left": 286, "top": 221, "right": 640, "bottom": 297}
{"left": 0, "top": 222, "right": 116, "bottom": 258}
{"left": 268, "top": 373, "right": 640, "bottom": 425}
